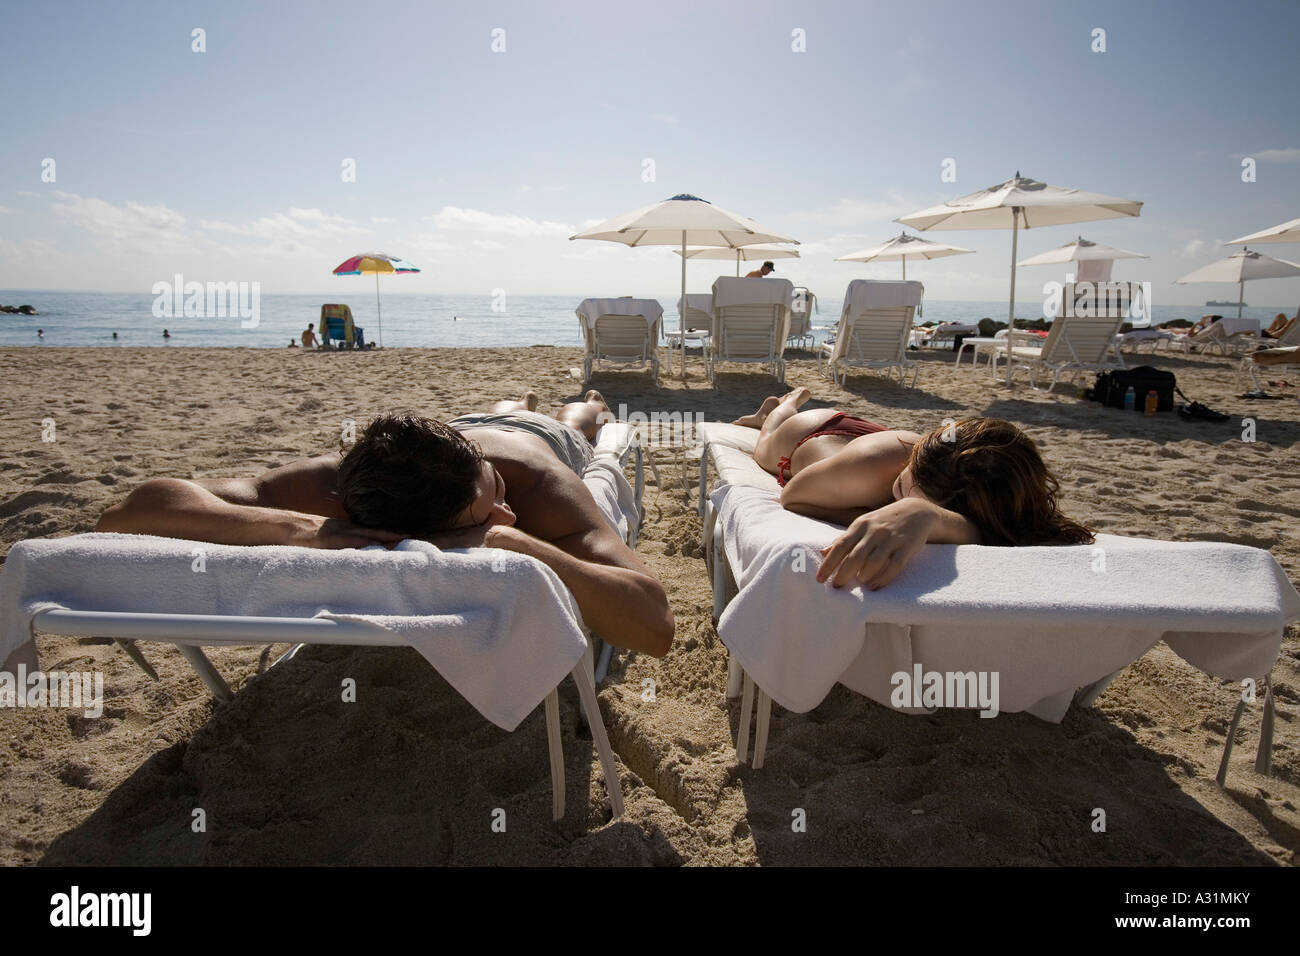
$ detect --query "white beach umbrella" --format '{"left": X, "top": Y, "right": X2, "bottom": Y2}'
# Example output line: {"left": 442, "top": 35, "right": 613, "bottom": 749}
{"left": 1174, "top": 248, "right": 1300, "bottom": 320}
{"left": 835, "top": 232, "right": 973, "bottom": 280}
{"left": 673, "top": 245, "right": 800, "bottom": 277}
{"left": 571, "top": 194, "right": 798, "bottom": 376}
{"left": 897, "top": 173, "right": 1143, "bottom": 383}
{"left": 1225, "top": 217, "right": 1300, "bottom": 246}
{"left": 1018, "top": 236, "right": 1148, "bottom": 283}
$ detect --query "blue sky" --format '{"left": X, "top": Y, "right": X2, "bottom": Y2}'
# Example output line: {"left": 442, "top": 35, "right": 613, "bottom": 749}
{"left": 2, "top": 0, "right": 1298, "bottom": 307}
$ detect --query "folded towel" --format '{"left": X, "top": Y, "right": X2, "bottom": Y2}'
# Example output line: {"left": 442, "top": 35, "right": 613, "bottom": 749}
{"left": 0, "top": 534, "right": 588, "bottom": 731}
{"left": 711, "top": 276, "right": 794, "bottom": 311}
{"left": 714, "top": 483, "right": 1300, "bottom": 720}
{"left": 840, "top": 279, "right": 923, "bottom": 321}
{"left": 575, "top": 297, "right": 663, "bottom": 331}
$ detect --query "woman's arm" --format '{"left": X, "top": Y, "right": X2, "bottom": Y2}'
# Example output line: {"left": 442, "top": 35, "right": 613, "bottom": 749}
{"left": 817, "top": 497, "right": 982, "bottom": 590}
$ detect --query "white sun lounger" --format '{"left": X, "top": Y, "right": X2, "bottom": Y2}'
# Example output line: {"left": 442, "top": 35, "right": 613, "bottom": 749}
{"left": 693, "top": 422, "right": 1300, "bottom": 783}
{"left": 818, "top": 280, "right": 924, "bottom": 387}
{"left": 575, "top": 298, "right": 663, "bottom": 385}
{"left": 705, "top": 277, "right": 794, "bottom": 384}
{"left": 0, "top": 424, "right": 648, "bottom": 824}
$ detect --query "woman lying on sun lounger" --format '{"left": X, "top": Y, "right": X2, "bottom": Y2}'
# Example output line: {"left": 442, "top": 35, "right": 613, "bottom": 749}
{"left": 732, "top": 388, "right": 1094, "bottom": 590}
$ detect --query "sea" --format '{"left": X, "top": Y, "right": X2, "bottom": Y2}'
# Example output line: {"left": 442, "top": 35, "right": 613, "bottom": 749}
{"left": 0, "top": 290, "right": 1289, "bottom": 349}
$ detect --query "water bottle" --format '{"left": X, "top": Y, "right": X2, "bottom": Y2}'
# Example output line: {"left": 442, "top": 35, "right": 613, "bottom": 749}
{"left": 1145, "top": 389, "right": 1158, "bottom": 416}
{"left": 1124, "top": 385, "right": 1136, "bottom": 411}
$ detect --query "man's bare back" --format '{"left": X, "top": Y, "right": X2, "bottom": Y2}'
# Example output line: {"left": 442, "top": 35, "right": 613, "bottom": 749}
{"left": 96, "top": 395, "right": 674, "bottom": 656}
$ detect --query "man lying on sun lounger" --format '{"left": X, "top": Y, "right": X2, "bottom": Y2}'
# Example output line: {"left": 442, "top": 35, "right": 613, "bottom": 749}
{"left": 96, "top": 390, "right": 674, "bottom": 656}
{"left": 731, "top": 388, "right": 1094, "bottom": 591}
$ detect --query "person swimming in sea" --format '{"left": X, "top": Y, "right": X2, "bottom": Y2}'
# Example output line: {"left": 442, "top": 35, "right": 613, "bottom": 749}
{"left": 732, "top": 388, "right": 1093, "bottom": 590}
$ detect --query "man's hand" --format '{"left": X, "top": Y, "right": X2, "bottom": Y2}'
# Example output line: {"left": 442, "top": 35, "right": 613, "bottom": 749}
{"left": 817, "top": 498, "right": 939, "bottom": 590}
{"left": 286, "top": 514, "right": 409, "bottom": 550}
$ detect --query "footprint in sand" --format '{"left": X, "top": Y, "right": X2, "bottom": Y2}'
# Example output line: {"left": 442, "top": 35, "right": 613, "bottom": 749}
{"left": 36, "top": 469, "right": 88, "bottom": 485}
{"left": 0, "top": 489, "right": 73, "bottom": 519}
{"left": 1236, "top": 498, "right": 1300, "bottom": 519}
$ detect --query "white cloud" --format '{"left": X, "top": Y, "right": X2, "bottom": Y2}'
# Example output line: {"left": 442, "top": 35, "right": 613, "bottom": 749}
{"left": 50, "top": 191, "right": 193, "bottom": 253}
{"left": 370, "top": 216, "right": 396, "bottom": 224}
{"left": 199, "top": 207, "right": 369, "bottom": 259}
{"left": 0, "top": 237, "right": 58, "bottom": 259}
{"left": 426, "top": 206, "right": 574, "bottom": 237}
{"left": 1247, "top": 148, "right": 1300, "bottom": 164}
{"left": 1178, "top": 239, "right": 1206, "bottom": 258}
{"left": 791, "top": 191, "right": 916, "bottom": 227}
{"left": 652, "top": 113, "right": 680, "bottom": 127}
{"left": 0, "top": 205, "right": 14, "bottom": 215}
{"left": 15, "top": 190, "right": 39, "bottom": 198}
{"left": 470, "top": 239, "right": 504, "bottom": 251}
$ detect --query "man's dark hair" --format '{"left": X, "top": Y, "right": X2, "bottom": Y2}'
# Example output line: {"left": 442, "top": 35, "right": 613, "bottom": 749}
{"left": 338, "top": 413, "right": 484, "bottom": 535}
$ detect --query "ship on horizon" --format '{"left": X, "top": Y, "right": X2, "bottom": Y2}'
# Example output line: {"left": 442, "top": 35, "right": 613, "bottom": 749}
{"left": 1206, "top": 299, "right": 1246, "bottom": 307}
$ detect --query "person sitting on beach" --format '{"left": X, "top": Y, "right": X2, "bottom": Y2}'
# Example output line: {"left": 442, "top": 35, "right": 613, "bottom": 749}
{"left": 301, "top": 323, "right": 319, "bottom": 349}
{"left": 1262, "top": 310, "right": 1298, "bottom": 340}
{"left": 1186, "top": 314, "right": 1221, "bottom": 337}
{"left": 744, "top": 260, "right": 776, "bottom": 279}
{"left": 731, "top": 389, "right": 1093, "bottom": 590}
{"left": 96, "top": 390, "right": 673, "bottom": 656}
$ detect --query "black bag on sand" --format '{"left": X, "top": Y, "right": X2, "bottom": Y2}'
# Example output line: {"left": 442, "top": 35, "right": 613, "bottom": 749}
{"left": 1086, "top": 365, "right": 1177, "bottom": 412}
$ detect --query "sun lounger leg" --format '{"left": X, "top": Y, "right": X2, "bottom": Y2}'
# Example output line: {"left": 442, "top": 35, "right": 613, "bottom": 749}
{"left": 271, "top": 642, "right": 305, "bottom": 669}
{"left": 737, "top": 670, "right": 754, "bottom": 763}
{"left": 697, "top": 442, "right": 710, "bottom": 517}
{"left": 114, "top": 639, "right": 158, "bottom": 680}
{"left": 725, "top": 655, "right": 742, "bottom": 699}
{"left": 1215, "top": 695, "right": 1248, "bottom": 786}
{"left": 753, "top": 690, "right": 772, "bottom": 769}
{"left": 594, "top": 641, "right": 613, "bottom": 684}
{"left": 545, "top": 688, "right": 565, "bottom": 821}
{"left": 570, "top": 662, "right": 624, "bottom": 819}
{"left": 1255, "top": 673, "right": 1275, "bottom": 776}
{"left": 177, "top": 644, "right": 234, "bottom": 702}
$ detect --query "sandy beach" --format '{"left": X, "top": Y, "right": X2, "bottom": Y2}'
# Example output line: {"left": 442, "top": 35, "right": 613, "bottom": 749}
{"left": 0, "top": 343, "right": 1296, "bottom": 866}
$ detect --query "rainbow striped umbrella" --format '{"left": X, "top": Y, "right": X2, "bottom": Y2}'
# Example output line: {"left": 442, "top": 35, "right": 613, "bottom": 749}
{"left": 332, "top": 252, "right": 420, "bottom": 347}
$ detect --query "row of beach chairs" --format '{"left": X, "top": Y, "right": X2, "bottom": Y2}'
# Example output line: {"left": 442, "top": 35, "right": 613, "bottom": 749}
{"left": 576, "top": 279, "right": 1143, "bottom": 392}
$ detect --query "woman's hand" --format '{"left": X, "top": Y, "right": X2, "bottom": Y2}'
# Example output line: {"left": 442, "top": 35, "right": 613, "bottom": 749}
{"left": 817, "top": 498, "right": 939, "bottom": 590}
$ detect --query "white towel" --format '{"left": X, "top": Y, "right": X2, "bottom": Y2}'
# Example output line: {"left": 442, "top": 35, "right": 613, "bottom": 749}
{"left": 711, "top": 276, "right": 794, "bottom": 311}
{"left": 0, "top": 534, "right": 586, "bottom": 731}
{"left": 713, "top": 483, "right": 1300, "bottom": 721}
{"left": 840, "top": 279, "right": 924, "bottom": 323}
{"left": 574, "top": 297, "right": 663, "bottom": 331}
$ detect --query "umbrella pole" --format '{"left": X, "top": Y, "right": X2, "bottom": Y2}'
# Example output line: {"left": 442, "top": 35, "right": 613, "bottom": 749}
{"left": 902, "top": 257, "right": 906, "bottom": 281}
{"left": 374, "top": 273, "right": 383, "bottom": 348}
{"left": 735, "top": 250, "right": 740, "bottom": 278}
{"left": 1238, "top": 279, "right": 1244, "bottom": 321}
{"left": 680, "top": 232, "right": 688, "bottom": 379}
{"left": 1006, "top": 212, "right": 1020, "bottom": 385}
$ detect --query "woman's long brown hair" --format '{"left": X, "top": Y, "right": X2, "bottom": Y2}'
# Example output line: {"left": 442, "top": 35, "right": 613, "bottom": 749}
{"left": 906, "top": 418, "right": 1094, "bottom": 547}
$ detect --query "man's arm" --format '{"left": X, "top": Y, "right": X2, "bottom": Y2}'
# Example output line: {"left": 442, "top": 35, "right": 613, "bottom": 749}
{"left": 491, "top": 463, "right": 673, "bottom": 657}
{"left": 485, "top": 523, "right": 673, "bottom": 657}
{"left": 96, "top": 458, "right": 406, "bottom": 549}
